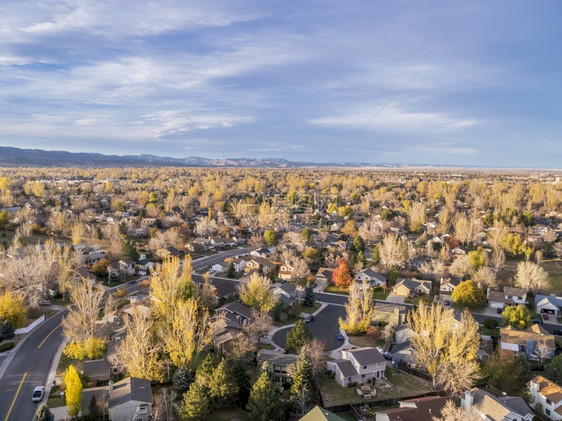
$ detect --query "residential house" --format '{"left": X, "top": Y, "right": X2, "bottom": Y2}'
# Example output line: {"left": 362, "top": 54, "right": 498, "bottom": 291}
{"left": 245, "top": 256, "right": 277, "bottom": 275}
{"left": 528, "top": 375, "right": 562, "bottom": 420}
{"left": 439, "top": 278, "right": 459, "bottom": 294}
{"left": 390, "top": 341, "right": 415, "bottom": 366}
{"left": 375, "top": 396, "right": 450, "bottom": 421}
{"left": 536, "top": 294, "right": 562, "bottom": 317}
{"left": 271, "top": 282, "right": 298, "bottom": 306}
{"left": 372, "top": 300, "right": 413, "bottom": 326}
{"left": 192, "top": 238, "right": 213, "bottom": 251}
{"left": 392, "top": 278, "right": 432, "bottom": 297}
{"left": 461, "top": 388, "right": 533, "bottom": 421}
{"left": 215, "top": 301, "right": 254, "bottom": 327}
{"left": 299, "top": 406, "right": 346, "bottom": 421}
{"left": 257, "top": 350, "right": 298, "bottom": 386}
{"left": 316, "top": 267, "right": 334, "bottom": 283}
{"left": 250, "top": 247, "right": 273, "bottom": 257}
{"left": 225, "top": 256, "right": 247, "bottom": 273}
{"left": 487, "top": 287, "right": 528, "bottom": 312}
{"left": 328, "top": 347, "right": 386, "bottom": 387}
{"left": 279, "top": 262, "right": 296, "bottom": 281}
{"left": 108, "top": 377, "right": 153, "bottom": 421}
{"left": 500, "top": 324, "right": 555, "bottom": 359}
{"left": 355, "top": 268, "right": 387, "bottom": 288}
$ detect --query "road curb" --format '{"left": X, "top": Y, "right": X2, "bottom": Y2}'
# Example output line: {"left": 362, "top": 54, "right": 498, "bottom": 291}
{"left": 0, "top": 309, "right": 63, "bottom": 381}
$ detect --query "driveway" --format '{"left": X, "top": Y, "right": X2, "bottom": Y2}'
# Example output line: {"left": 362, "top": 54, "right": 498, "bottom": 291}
{"left": 272, "top": 305, "right": 346, "bottom": 351}
{"left": 385, "top": 293, "right": 405, "bottom": 303}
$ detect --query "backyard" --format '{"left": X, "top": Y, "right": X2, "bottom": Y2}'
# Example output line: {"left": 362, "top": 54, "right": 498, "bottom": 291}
{"left": 319, "top": 367, "right": 433, "bottom": 407}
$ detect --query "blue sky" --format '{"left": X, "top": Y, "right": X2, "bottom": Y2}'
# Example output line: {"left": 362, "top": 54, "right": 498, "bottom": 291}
{"left": 1, "top": 1, "right": 561, "bottom": 167}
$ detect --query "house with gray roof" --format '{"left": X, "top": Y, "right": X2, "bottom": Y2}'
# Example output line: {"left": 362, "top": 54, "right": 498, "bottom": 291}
{"left": 392, "top": 278, "right": 432, "bottom": 297}
{"left": 355, "top": 268, "right": 386, "bottom": 288}
{"left": 536, "top": 294, "right": 562, "bottom": 317}
{"left": 258, "top": 350, "right": 298, "bottom": 386}
{"left": 328, "top": 347, "right": 386, "bottom": 387}
{"left": 108, "top": 377, "right": 153, "bottom": 421}
{"left": 461, "top": 388, "right": 533, "bottom": 421}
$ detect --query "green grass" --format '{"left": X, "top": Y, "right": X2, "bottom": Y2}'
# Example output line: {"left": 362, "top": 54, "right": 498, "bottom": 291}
{"left": 258, "top": 343, "right": 275, "bottom": 351}
{"left": 102, "top": 278, "right": 126, "bottom": 288}
{"left": 324, "top": 284, "right": 350, "bottom": 295}
{"left": 210, "top": 408, "right": 249, "bottom": 421}
{"left": 51, "top": 296, "right": 71, "bottom": 306}
{"left": 405, "top": 294, "right": 435, "bottom": 306}
{"left": 372, "top": 287, "right": 390, "bottom": 300}
{"left": 480, "top": 327, "right": 501, "bottom": 338}
{"left": 318, "top": 368, "right": 432, "bottom": 407}
{"left": 272, "top": 314, "right": 301, "bottom": 327}
{"left": 47, "top": 385, "right": 66, "bottom": 408}
{"left": 300, "top": 302, "right": 321, "bottom": 314}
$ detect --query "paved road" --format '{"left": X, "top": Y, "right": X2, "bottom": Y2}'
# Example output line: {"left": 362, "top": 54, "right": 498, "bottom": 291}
{"left": 0, "top": 311, "right": 66, "bottom": 421}
{"left": 272, "top": 305, "right": 346, "bottom": 351}
{"left": 191, "top": 248, "right": 251, "bottom": 270}
{"left": 315, "top": 292, "right": 347, "bottom": 306}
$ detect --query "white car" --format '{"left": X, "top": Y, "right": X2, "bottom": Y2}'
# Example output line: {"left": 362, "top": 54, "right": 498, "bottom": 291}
{"left": 32, "top": 386, "right": 45, "bottom": 402}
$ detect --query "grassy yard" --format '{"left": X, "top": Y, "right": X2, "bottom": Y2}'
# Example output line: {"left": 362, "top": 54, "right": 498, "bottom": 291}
{"left": 272, "top": 314, "right": 301, "bottom": 327}
{"left": 405, "top": 294, "right": 435, "bottom": 306}
{"left": 501, "top": 259, "right": 562, "bottom": 294}
{"left": 319, "top": 368, "right": 433, "bottom": 407}
{"left": 47, "top": 385, "right": 66, "bottom": 408}
{"left": 372, "top": 287, "right": 390, "bottom": 300}
{"left": 348, "top": 335, "right": 385, "bottom": 349}
{"left": 300, "top": 302, "right": 321, "bottom": 314}
{"left": 324, "top": 285, "right": 350, "bottom": 295}
{"left": 258, "top": 343, "right": 275, "bottom": 351}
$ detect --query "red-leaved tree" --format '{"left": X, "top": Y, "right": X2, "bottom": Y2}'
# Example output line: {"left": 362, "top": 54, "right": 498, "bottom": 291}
{"left": 332, "top": 258, "right": 352, "bottom": 288}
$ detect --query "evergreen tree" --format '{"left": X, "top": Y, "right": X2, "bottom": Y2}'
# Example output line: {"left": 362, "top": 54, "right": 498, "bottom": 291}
{"left": 195, "top": 354, "right": 219, "bottom": 390}
{"left": 357, "top": 250, "right": 366, "bottom": 267}
{"left": 247, "top": 371, "right": 285, "bottom": 421}
{"left": 173, "top": 366, "right": 194, "bottom": 395}
{"left": 231, "top": 358, "right": 251, "bottom": 408}
{"left": 226, "top": 261, "right": 235, "bottom": 278}
{"left": 208, "top": 359, "right": 238, "bottom": 409}
{"left": 303, "top": 285, "right": 315, "bottom": 308}
{"left": 121, "top": 239, "right": 140, "bottom": 261}
{"left": 290, "top": 348, "right": 314, "bottom": 395}
{"left": 64, "top": 365, "right": 82, "bottom": 417}
{"left": 371, "top": 245, "right": 380, "bottom": 264}
{"left": 285, "top": 319, "right": 313, "bottom": 353}
{"left": 0, "top": 320, "right": 15, "bottom": 340}
{"left": 88, "top": 395, "right": 101, "bottom": 420}
{"left": 33, "top": 405, "right": 54, "bottom": 421}
{"left": 352, "top": 235, "right": 365, "bottom": 252}
{"left": 181, "top": 382, "right": 210, "bottom": 421}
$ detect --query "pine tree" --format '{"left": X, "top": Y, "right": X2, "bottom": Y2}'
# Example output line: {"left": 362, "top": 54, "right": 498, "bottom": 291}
{"left": 303, "top": 285, "right": 315, "bottom": 307}
{"left": 290, "top": 348, "right": 314, "bottom": 395}
{"left": 181, "top": 382, "right": 210, "bottom": 421}
{"left": 226, "top": 261, "right": 235, "bottom": 278}
{"left": 173, "top": 366, "right": 194, "bottom": 395}
{"left": 121, "top": 239, "right": 140, "bottom": 261}
{"left": 33, "top": 405, "right": 54, "bottom": 421}
{"left": 208, "top": 359, "right": 238, "bottom": 409}
{"left": 285, "top": 319, "right": 313, "bottom": 354}
{"left": 352, "top": 235, "right": 365, "bottom": 252}
{"left": 64, "top": 365, "right": 82, "bottom": 417}
{"left": 247, "top": 371, "right": 285, "bottom": 421}
{"left": 231, "top": 358, "right": 251, "bottom": 408}
{"left": 195, "top": 354, "right": 219, "bottom": 390}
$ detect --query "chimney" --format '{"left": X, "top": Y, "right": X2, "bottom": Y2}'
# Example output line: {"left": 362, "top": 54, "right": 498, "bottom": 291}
{"left": 108, "top": 380, "right": 113, "bottom": 394}
{"left": 462, "top": 390, "right": 473, "bottom": 410}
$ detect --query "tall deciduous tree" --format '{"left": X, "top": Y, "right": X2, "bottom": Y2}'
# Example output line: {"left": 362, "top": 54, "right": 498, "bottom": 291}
{"left": 379, "top": 233, "right": 406, "bottom": 270}
{"left": 150, "top": 256, "right": 194, "bottom": 321}
{"left": 515, "top": 261, "right": 550, "bottom": 292}
{"left": 408, "top": 303, "right": 479, "bottom": 391}
{"left": 62, "top": 280, "right": 105, "bottom": 342}
{"left": 115, "top": 310, "right": 163, "bottom": 381}
{"left": 451, "top": 280, "right": 486, "bottom": 309}
{"left": 339, "top": 280, "right": 373, "bottom": 334}
{"left": 238, "top": 272, "right": 277, "bottom": 313}
{"left": 502, "top": 305, "right": 531, "bottom": 330}
{"left": 246, "top": 371, "right": 285, "bottom": 421}
{"left": 64, "top": 365, "right": 82, "bottom": 417}
{"left": 332, "top": 258, "right": 352, "bottom": 288}
{"left": 0, "top": 292, "right": 27, "bottom": 328}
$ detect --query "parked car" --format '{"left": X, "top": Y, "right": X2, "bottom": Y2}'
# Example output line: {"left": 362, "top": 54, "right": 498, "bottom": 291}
{"left": 553, "top": 329, "right": 562, "bottom": 336}
{"left": 336, "top": 333, "right": 344, "bottom": 341}
{"left": 532, "top": 319, "right": 543, "bottom": 325}
{"left": 305, "top": 315, "right": 315, "bottom": 323}
{"left": 39, "top": 300, "right": 51, "bottom": 306}
{"left": 32, "top": 386, "right": 45, "bottom": 402}
{"left": 443, "top": 300, "right": 450, "bottom": 306}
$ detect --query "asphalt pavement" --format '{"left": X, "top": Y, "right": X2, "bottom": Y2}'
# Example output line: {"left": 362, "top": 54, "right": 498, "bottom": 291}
{"left": 0, "top": 310, "right": 66, "bottom": 421}
{"left": 191, "top": 248, "right": 251, "bottom": 270}
{"left": 272, "top": 304, "right": 346, "bottom": 351}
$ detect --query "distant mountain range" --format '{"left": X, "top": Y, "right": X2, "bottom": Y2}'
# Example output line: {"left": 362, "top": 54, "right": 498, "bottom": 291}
{"left": 0, "top": 146, "right": 402, "bottom": 168}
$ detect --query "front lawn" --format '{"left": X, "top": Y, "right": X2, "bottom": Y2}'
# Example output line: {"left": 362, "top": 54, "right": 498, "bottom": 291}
{"left": 405, "top": 295, "right": 434, "bottom": 306}
{"left": 47, "top": 385, "right": 66, "bottom": 408}
{"left": 319, "top": 368, "right": 433, "bottom": 407}
{"left": 300, "top": 302, "right": 321, "bottom": 314}
{"left": 372, "top": 287, "right": 390, "bottom": 300}
{"left": 348, "top": 335, "right": 384, "bottom": 349}
{"left": 272, "top": 314, "right": 301, "bottom": 327}
{"left": 210, "top": 408, "right": 250, "bottom": 421}
{"left": 324, "top": 285, "right": 350, "bottom": 295}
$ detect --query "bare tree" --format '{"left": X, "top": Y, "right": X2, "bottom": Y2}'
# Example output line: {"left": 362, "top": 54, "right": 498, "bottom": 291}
{"left": 62, "top": 280, "right": 105, "bottom": 342}
{"left": 382, "top": 323, "right": 395, "bottom": 347}
{"left": 301, "top": 339, "right": 326, "bottom": 376}
{"left": 379, "top": 233, "right": 406, "bottom": 270}
{"left": 243, "top": 309, "right": 272, "bottom": 347}
{"left": 473, "top": 266, "right": 497, "bottom": 289}
{"left": 536, "top": 340, "right": 552, "bottom": 364}
{"left": 115, "top": 309, "right": 163, "bottom": 382}
{"left": 194, "top": 218, "right": 218, "bottom": 237}
{"left": 515, "top": 261, "right": 550, "bottom": 292}
{"left": 432, "top": 400, "right": 480, "bottom": 421}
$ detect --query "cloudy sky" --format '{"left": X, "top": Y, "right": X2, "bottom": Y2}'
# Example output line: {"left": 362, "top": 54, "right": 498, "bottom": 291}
{"left": 1, "top": 1, "right": 561, "bottom": 167}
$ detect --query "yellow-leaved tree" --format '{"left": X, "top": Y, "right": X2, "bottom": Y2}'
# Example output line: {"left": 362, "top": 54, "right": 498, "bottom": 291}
{"left": 339, "top": 280, "right": 373, "bottom": 335}
{"left": 150, "top": 256, "right": 194, "bottom": 321}
{"left": 238, "top": 272, "right": 277, "bottom": 313}
{"left": 64, "top": 365, "right": 82, "bottom": 417}
{"left": 408, "top": 303, "right": 479, "bottom": 395}
{"left": 0, "top": 291, "right": 27, "bottom": 328}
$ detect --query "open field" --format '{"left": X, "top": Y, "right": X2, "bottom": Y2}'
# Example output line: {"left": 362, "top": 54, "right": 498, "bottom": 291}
{"left": 500, "top": 259, "right": 562, "bottom": 294}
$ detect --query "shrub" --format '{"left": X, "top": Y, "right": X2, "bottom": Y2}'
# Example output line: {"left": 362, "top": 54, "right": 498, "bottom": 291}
{"left": 0, "top": 342, "right": 15, "bottom": 352}
{"left": 483, "top": 318, "right": 499, "bottom": 329}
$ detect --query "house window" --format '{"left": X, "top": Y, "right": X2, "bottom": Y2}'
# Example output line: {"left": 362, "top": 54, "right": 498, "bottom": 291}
{"left": 545, "top": 408, "right": 550, "bottom": 416}
{"left": 363, "top": 365, "right": 367, "bottom": 369}
{"left": 139, "top": 405, "right": 148, "bottom": 414}
{"left": 546, "top": 399, "right": 552, "bottom": 406}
